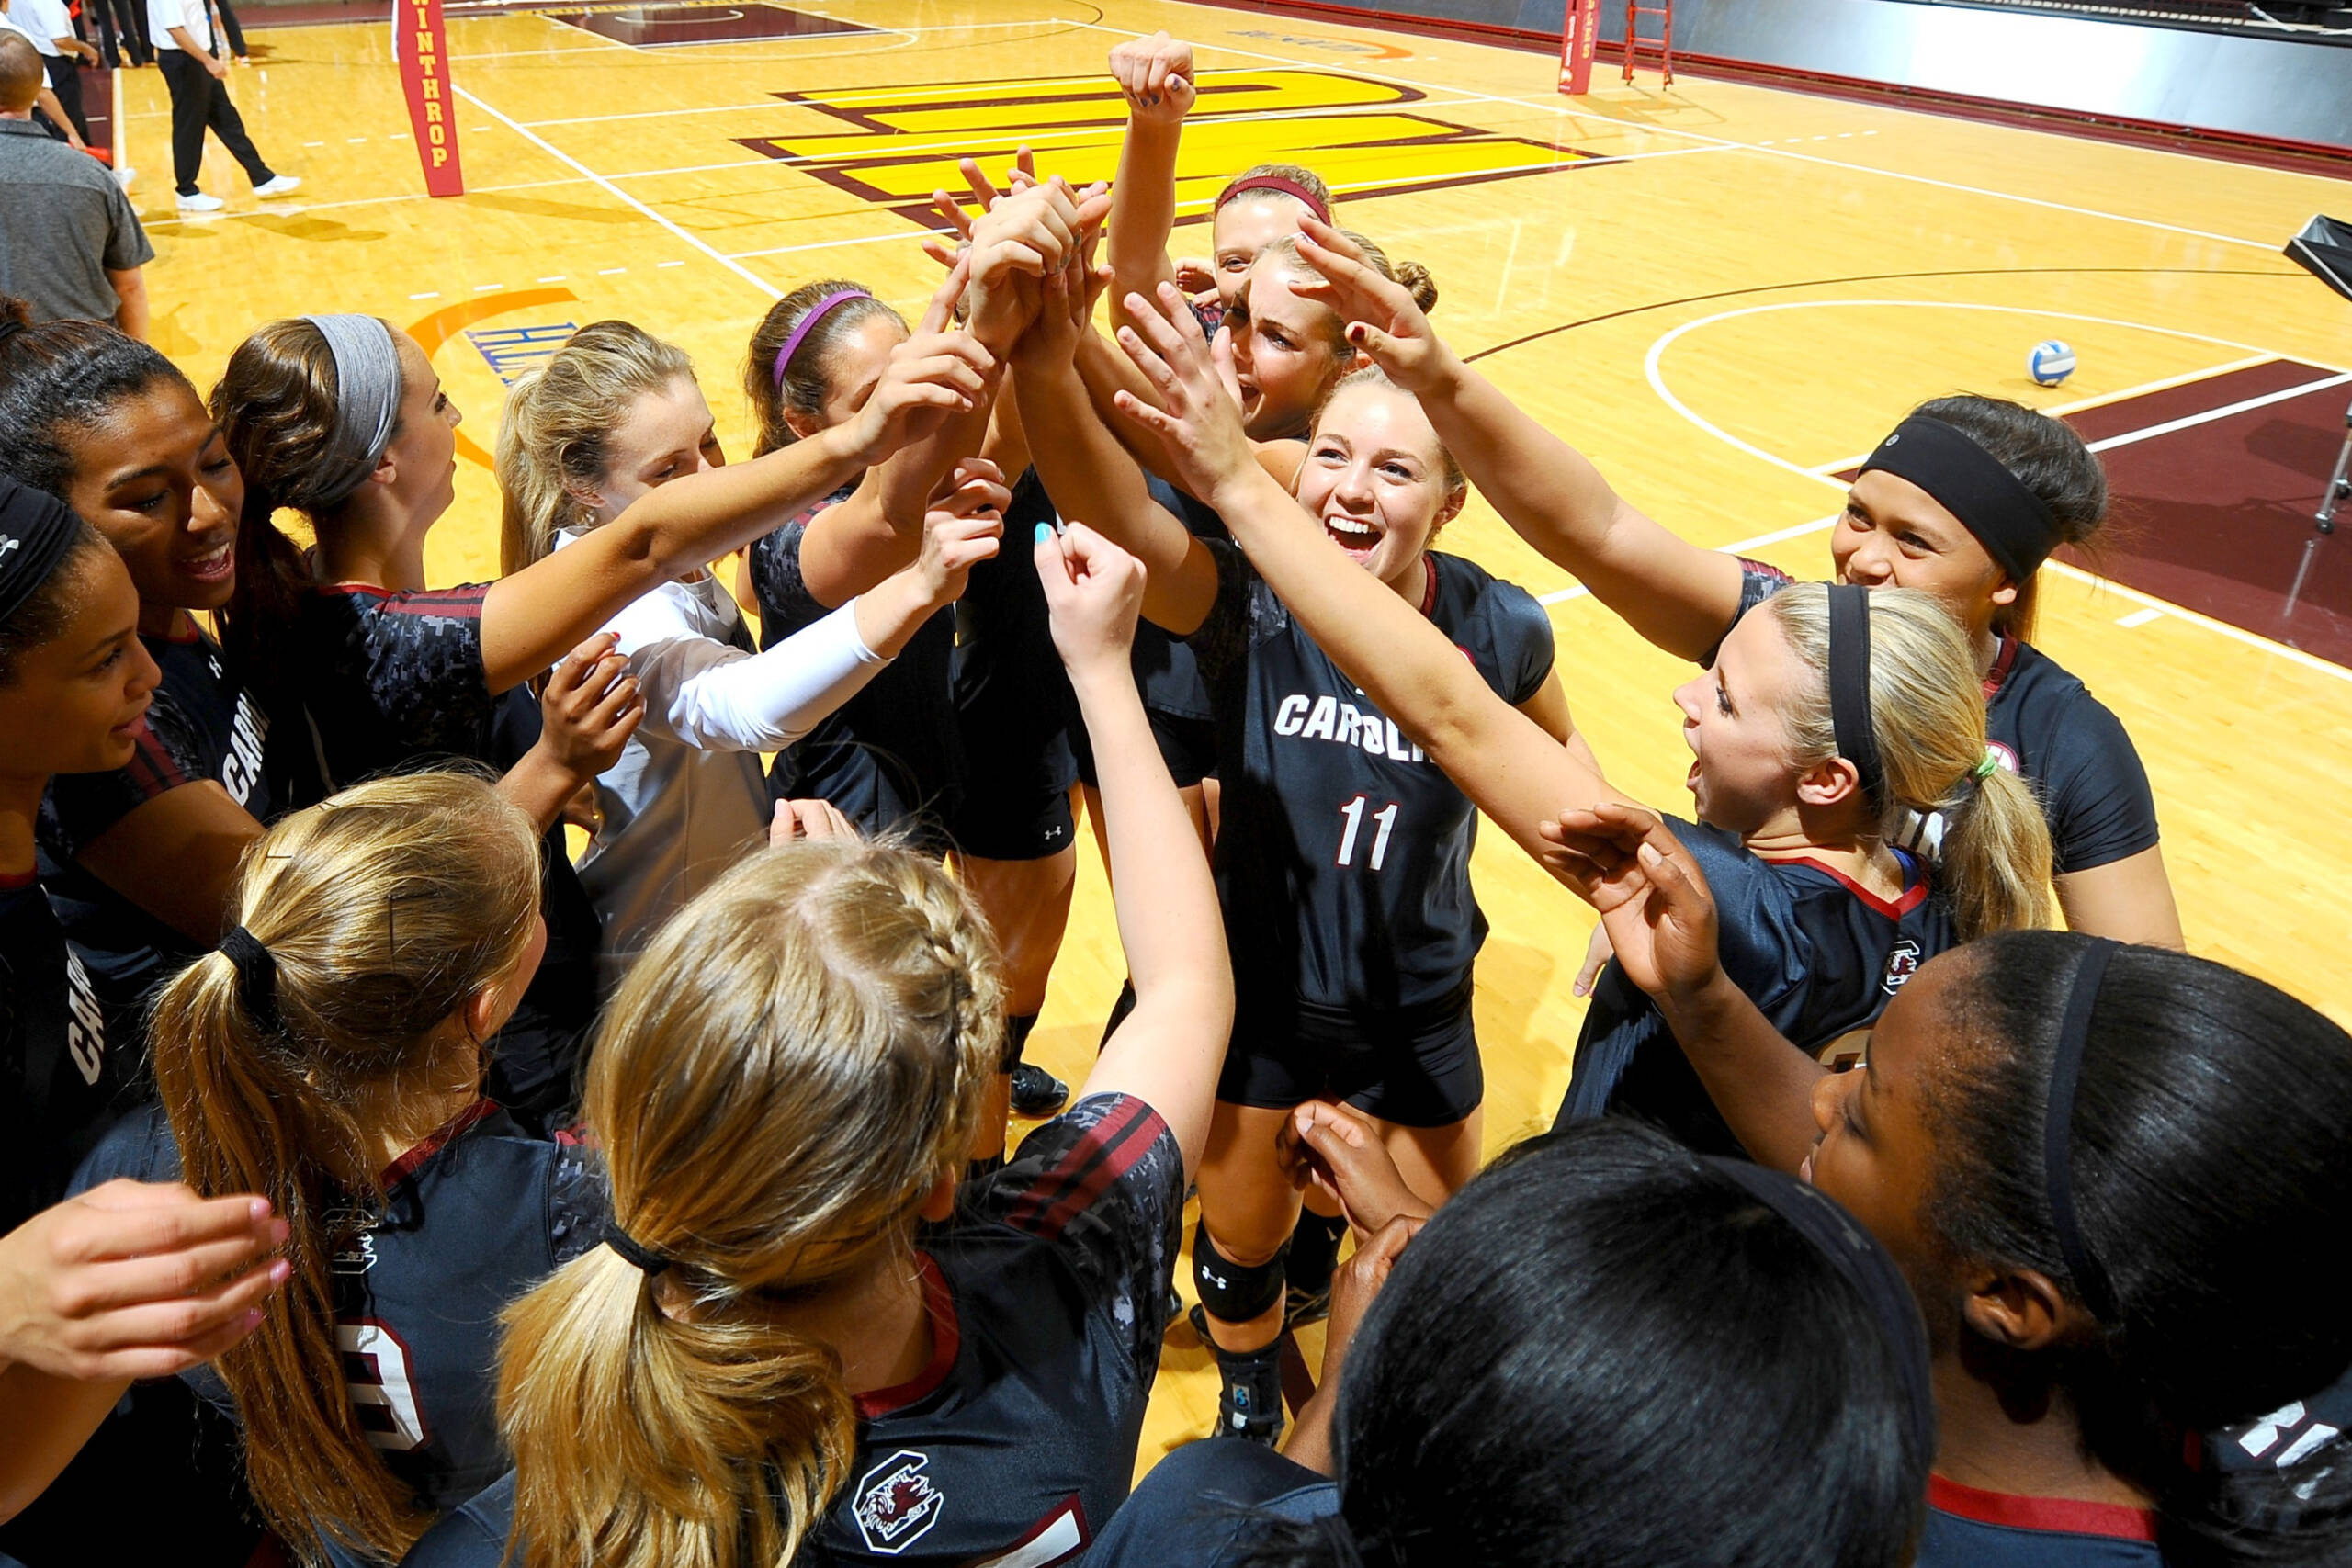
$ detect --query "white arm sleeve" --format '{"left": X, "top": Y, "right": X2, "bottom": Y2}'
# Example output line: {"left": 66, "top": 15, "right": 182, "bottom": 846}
{"left": 625, "top": 599, "right": 893, "bottom": 753}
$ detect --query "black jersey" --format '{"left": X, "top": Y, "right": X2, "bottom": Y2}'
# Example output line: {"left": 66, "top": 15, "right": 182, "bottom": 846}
{"left": 271, "top": 582, "right": 602, "bottom": 1127}
{"left": 0, "top": 872, "right": 130, "bottom": 1235}
{"left": 402, "top": 1092, "right": 1184, "bottom": 1568}
{"left": 750, "top": 491, "right": 964, "bottom": 845}
{"left": 38, "top": 623, "right": 272, "bottom": 1016}
{"left": 72, "top": 1099, "right": 611, "bottom": 1516}
{"left": 1086, "top": 1438, "right": 1338, "bottom": 1568}
{"left": 1188, "top": 542, "right": 1555, "bottom": 1011}
{"left": 1916, "top": 1478, "right": 2163, "bottom": 1566}
{"left": 949, "top": 468, "right": 1078, "bottom": 858}
{"left": 1729, "top": 563, "right": 2160, "bottom": 875}
{"left": 1558, "top": 817, "right": 1951, "bottom": 1155}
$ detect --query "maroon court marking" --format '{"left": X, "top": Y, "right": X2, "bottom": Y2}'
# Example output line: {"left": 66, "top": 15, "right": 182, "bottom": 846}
{"left": 553, "top": 2, "right": 872, "bottom": 48}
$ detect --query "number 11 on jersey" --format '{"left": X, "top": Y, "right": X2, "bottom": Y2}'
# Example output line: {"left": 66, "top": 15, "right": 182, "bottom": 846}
{"left": 1337, "top": 795, "right": 1400, "bottom": 870}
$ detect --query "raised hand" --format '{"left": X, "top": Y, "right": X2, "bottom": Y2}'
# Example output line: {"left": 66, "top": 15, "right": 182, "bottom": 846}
{"left": 537, "top": 630, "right": 643, "bottom": 783}
{"left": 913, "top": 457, "right": 1009, "bottom": 607}
{"left": 0, "top": 1181, "right": 288, "bottom": 1382}
{"left": 1109, "top": 31, "right": 1197, "bottom": 122}
{"left": 1109, "top": 281, "right": 1257, "bottom": 500}
{"left": 1035, "top": 520, "right": 1146, "bottom": 678}
{"left": 838, "top": 264, "right": 998, "bottom": 468}
{"left": 1536, "top": 801, "right": 1724, "bottom": 1003}
{"left": 769, "top": 797, "right": 858, "bottom": 846}
{"left": 1279, "top": 1100, "right": 1433, "bottom": 1235}
{"left": 1291, "top": 215, "right": 1449, "bottom": 393}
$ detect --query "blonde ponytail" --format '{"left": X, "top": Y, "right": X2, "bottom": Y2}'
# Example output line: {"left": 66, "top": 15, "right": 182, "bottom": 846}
{"left": 499, "top": 837, "right": 1005, "bottom": 1568}
{"left": 1767, "top": 584, "right": 2054, "bottom": 940}
{"left": 148, "top": 771, "right": 542, "bottom": 1566}
{"left": 493, "top": 321, "right": 695, "bottom": 574}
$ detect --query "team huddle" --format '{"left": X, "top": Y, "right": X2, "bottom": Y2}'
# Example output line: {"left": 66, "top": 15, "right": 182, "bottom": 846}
{"left": 3, "top": 29, "right": 2349, "bottom": 1568}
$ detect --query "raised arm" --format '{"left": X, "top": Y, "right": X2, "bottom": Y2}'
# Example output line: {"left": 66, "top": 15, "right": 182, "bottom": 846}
{"left": 1043, "top": 524, "right": 1232, "bottom": 1179}
{"left": 1291, "top": 221, "right": 1747, "bottom": 661}
{"left": 481, "top": 279, "right": 992, "bottom": 693}
{"left": 1012, "top": 255, "right": 1217, "bottom": 634}
{"left": 1111, "top": 282, "right": 1635, "bottom": 868}
{"left": 1103, "top": 31, "right": 1195, "bottom": 337}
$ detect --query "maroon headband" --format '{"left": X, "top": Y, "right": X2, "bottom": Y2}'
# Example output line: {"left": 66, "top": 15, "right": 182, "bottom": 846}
{"left": 1217, "top": 174, "right": 1331, "bottom": 226}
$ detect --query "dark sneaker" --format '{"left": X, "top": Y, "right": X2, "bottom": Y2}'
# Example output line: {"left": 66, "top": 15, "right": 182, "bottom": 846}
{"left": 1283, "top": 1280, "right": 1332, "bottom": 1328}
{"left": 1010, "top": 1061, "right": 1069, "bottom": 1117}
{"left": 1213, "top": 1343, "right": 1286, "bottom": 1446}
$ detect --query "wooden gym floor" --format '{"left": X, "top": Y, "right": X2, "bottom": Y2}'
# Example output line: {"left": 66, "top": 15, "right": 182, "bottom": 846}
{"left": 115, "top": 0, "right": 2352, "bottom": 1466}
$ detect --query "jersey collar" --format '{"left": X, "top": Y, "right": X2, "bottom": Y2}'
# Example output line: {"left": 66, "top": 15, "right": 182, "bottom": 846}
{"left": 1983, "top": 635, "right": 2021, "bottom": 704}
{"left": 1929, "top": 1474, "right": 2160, "bottom": 1542}
{"left": 853, "top": 1253, "right": 961, "bottom": 1420}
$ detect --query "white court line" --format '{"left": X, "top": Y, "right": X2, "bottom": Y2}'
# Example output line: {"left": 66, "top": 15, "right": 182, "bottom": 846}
{"left": 1108, "top": 13, "right": 2297, "bottom": 254}
{"left": 2117, "top": 607, "right": 2165, "bottom": 628}
{"left": 1636, "top": 303, "right": 2352, "bottom": 683}
{"left": 2086, "top": 371, "right": 2352, "bottom": 453}
{"left": 454, "top": 81, "right": 783, "bottom": 298}
{"left": 141, "top": 174, "right": 594, "bottom": 228}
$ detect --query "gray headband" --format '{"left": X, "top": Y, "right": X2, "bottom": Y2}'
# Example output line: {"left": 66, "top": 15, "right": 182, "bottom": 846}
{"left": 300, "top": 314, "right": 402, "bottom": 509}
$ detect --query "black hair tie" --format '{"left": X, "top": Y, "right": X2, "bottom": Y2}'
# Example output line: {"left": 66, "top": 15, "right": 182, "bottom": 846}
{"left": 1309, "top": 1512, "right": 1367, "bottom": 1568}
{"left": 1826, "top": 583, "right": 1887, "bottom": 815}
{"left": 1708, "top": 1157, "right": 1939, "bottom": 1466}
{"left": 217, "top": 925, "right": 282, "bottom": 1033}
{"left": 2043, "top": 939, "right": 2121, "bottom": 1324}
{"left": 0, "top": 318, "right": 25, "bottom": 349}
{"left": 607, "top": 1230, "right": 672, "bottom": 1277}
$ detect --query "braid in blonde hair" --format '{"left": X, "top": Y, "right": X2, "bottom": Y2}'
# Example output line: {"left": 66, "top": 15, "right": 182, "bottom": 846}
{"left": 498, "top": 836, "right": 1005, "bottom": 1568}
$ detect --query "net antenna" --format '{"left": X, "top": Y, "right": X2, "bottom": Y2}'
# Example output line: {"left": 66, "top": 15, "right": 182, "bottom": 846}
{"left": 2283, "top": 217, "right": 2352, "bottom": 617}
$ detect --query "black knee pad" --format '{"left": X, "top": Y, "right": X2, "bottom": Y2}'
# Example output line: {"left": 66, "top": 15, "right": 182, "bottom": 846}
{"left": 1193, "top": 1220, "right": 1287, "bottom": 1323}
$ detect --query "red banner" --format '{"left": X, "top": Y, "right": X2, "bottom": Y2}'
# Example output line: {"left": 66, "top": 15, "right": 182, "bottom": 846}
{"left": 394, "top": 0, "right": 464, "bottom": 197}
{"left": 1557, "top": 0, "right": 1601, "bottom": 96}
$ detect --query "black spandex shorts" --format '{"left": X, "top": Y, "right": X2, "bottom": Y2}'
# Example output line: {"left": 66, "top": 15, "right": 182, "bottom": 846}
{"left": 946, "top": 761, "right": 1077, "bottom": 862}
{"left": 1217, "top": 976, "right": 1483, "bottom": 1128}
{"left": 1070, "top": 704, "right": 1220, "bottom": 792}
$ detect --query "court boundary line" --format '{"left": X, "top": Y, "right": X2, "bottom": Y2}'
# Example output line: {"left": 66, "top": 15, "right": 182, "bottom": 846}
{"left": 2084, "top": 370, "right": 2352, "bottom": 453}
{"left": 1636, "top": 311, "right": 2352, "bottom": 682}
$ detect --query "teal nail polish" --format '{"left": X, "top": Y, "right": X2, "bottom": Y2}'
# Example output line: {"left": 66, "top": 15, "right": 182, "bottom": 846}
{"left": 1035, "top": 523, "right": 1054, "bottom": 545}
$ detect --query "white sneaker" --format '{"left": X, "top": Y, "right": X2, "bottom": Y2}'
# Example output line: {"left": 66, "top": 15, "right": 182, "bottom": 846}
{"left": 175, "top": 190, "right": 224, "bottom": 211}
{"left": 115, "top": 164, "right": 136, "bottom": 188}
{"left": 253, "top": 174, "right": 300, "bottom": 197}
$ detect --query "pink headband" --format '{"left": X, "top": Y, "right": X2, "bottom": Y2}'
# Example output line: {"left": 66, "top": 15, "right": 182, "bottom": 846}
{"left": 772, "top": 288, "right": 873, "bottom": 389}
{"left": 1217, "top": 175, "right": 1331, "bottom": 226}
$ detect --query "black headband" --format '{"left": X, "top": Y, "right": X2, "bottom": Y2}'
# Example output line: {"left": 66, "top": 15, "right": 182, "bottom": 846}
{"left": 607, "top": 1230, "right": 671, "bottom": 1277}
{"left": 1857, "top": 416, "right": 2062, "bottom": 585}
{"left": 1826, "top": 583, "right": 1887, "bottom": 815}
{"left": 2043, "top": 939, "right": 2120, "bottom": 1324}
{"left": 1709, "top": 1158, "right": 1939, "bottom": 1465}
{"left": 217, "top": 925, "right": 283, "bottom": 1033}
{"left": 0, "top": 477, "right": 85, "bottom": 628}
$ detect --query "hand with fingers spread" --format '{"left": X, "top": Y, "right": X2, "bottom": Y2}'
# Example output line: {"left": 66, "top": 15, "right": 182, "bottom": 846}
{"left": 966, "top": 182, "right": 1114, "bottom": 352}
{"left": 1109, "top": 30, "right": 1196, "bottom": 122}
{"left": 1034, "top": 520, "right": 1146, "bottom": 679}
{"left": 912, "top": 457, "right": 1009, "bottom": 609}
{"left": 769, "top": 797, "right": 858, "bottom": 847}
{"left": 0, "top": 1181, "right": 288, "bottom": 1382}
{"left": 1537, "top": 801, "right": 1724, "bottom": 1003}
{"left": 537, "top": 631, "right": 644, "bottom": 784}
{"left": 1291, "top": 215, "right": 1452, "bottom": 394}
{"left": 1279, "top": 1100, "right": 1433, "bottom": 1235}
{"left": 838, "top": 260, "right": 998, "bottom": 468}
{"left": 1109, "top": 281, "right": 1258, "bottom": 502}
{"left": 922, "top": 146, "right": 1042, "bottom": 267}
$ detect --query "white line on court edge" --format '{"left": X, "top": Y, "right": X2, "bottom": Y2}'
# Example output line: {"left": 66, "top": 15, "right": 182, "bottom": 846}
{"left": 453, "top": 81, "right": 784, "bottom": 298}
{"left": 2117, "top": 608, "right": 2165, "bottom": 628}
{"left": 2086, "top": 371, "right": 2352, "bottom": 453}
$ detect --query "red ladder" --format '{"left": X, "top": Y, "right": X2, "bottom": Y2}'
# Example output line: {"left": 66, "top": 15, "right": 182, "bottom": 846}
{"left": 1623, "top": 0, "right": 1674, "bottom": 84}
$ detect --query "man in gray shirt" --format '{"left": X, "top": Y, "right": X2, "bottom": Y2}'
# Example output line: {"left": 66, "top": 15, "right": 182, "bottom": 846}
{"left": 0, "top": 32, "right": 150, "bottom": 334}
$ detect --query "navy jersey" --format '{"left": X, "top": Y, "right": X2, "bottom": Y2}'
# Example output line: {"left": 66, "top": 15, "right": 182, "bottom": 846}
{"left": 0, "top": 873, "right": 128, "bottom": 1235}
{"left": 403, "top": 1092, "right": 1184, "bottom": 1568}
{"left": 1916, "top": 1478, "right": 2164, "bottom": 1567}
{"left": 1190, "top": 542, "right": 1555, "bottom": 1010}
{"left": 38, "top": 623, "right": 272, "bottom": 1016}
{"left": 1729, "top": 563, "right": 2160, "bottom": 875}
{"left": 1131, "top": 478, "right": 1225, "bottom": 726}
{"left": 271, "top": 583, "right": 602, "bottom": 1125}
{"left": 1086, "top": 1438, "right": 1337, "bottom": 1568}
{"left": 73, "top": 1099, "right": 610, "bottom": 1516}
{"left": 750, "top": 491, "right": 964, "bottom": 843}
{"left": 951, "top": 468, "right": 1077, "bottom": 848}
{"left": 1560, "top": 817, "right": 1952, "bottom": 1156}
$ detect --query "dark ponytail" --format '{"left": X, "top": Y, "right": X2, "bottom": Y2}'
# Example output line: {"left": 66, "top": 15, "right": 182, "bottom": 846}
{"left": 1926, "top": 932, "right": 2352, "bottom": 1565}
{"left": 0, "top": 294, "right": 195, "bottom": 502}
{"left": 1239, "top": 1122, "right": 1927, "bottom": 1568}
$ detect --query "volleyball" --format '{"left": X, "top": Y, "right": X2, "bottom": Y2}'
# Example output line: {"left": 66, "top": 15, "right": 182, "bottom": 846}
{"left": 2029, "top": 339, "right": 2076, "bottom": 386}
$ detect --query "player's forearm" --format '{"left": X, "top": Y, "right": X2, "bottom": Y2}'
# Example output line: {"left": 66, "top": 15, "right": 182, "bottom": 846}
{"left": 0, "top": 1366, "right": 130, "bottom": 1526}
{"left": 1015, "top": 361, "right": 1200, "bottom": 626}
{"left": 109, "top": 271, "right": 150, "bottom": 342}
{"left": 496, "top": 745, "right": 582, "bottom": 835}
{"left": 1107, "top": 117, "right": 1183, "bottom": 335}
{"left": 1651, "top": 967, "right": 1826, "bottom": 1171}
{"left": 612, "top": 423, "right": 866, "bottom": 580}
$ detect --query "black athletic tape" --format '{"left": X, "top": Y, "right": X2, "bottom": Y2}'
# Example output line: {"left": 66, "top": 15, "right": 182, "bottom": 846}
{"left": 1707, "top": 1158, "right": 1937, "bottom": 1466}
{"left": 1857, "top": 415, "right": 2062, "bottom": 584}
{"left": 1827, "top": 583, "right": 1887, "bottom": 815}
{"left": 2043, "top": 939, "right": 2120, "bottom": 1325}
{"left": 1194, "top": 1219, "right": 1288, "bottom": 1323}
{"left": 0, "top": 477, "right": 83, "bottom": 628}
